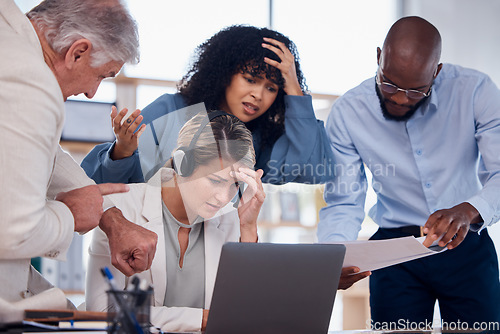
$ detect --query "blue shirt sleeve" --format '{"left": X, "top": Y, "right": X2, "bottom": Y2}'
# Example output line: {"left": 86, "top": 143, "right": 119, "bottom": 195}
{"left": 80, "top": 142, "right": 144, "bottom": 183}
{"left": 465, "top": 74, "right": 500, "bottom": 230}
{"left": 317, "top": 98, "right": 367, "bottom": 242}
{"left": 261, "top": 95, "right": 335, "bottom": 185}
{"left": 81, "top": 93, "right": 186, "bottom": 184}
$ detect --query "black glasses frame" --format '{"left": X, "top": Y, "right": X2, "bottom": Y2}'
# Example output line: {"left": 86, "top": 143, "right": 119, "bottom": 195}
{"left": 375, "top": 74, "right": 432, "bottom": 100}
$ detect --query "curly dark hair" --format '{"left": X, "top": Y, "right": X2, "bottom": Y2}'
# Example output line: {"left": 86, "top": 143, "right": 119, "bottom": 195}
{"left": 178, "top": 25, "right": 308, "bottom": 148}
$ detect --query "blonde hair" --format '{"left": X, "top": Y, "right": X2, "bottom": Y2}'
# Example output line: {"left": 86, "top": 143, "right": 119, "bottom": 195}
{"left": 175, "top": 112, "right": 255, "bottom": 171}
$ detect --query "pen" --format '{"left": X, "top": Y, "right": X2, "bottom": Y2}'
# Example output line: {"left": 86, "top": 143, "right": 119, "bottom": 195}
{"left": 135, "top": 278, "right": 153, "bottom": 308}
{"left": 100, "top": 267, "right": 144, "bottom": 334}
{"left": 101, "top": 267, "right": 118, "bottom": 290}
{"left": 230, "top": 166, "right": 244, "bottom": 208}
{"left": 129, "top": 276, "right": 140, "bottom": 292}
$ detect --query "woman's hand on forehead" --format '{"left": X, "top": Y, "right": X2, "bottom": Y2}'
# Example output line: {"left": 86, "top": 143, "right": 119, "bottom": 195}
{"left": 261, "top": 37, "right": 303, "bottom": 96}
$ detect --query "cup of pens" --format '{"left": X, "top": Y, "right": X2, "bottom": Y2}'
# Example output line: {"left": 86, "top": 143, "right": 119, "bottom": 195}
{"left": 102, "top": 268, "right": 152, "bottom": 334}
{"left": 107, "top": 289, "right": 152, "bottom": 334}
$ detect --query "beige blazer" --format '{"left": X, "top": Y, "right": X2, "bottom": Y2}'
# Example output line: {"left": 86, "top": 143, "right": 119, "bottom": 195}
{"left": 86, "top": 175, "right": 240, "bottom": 332}
{"left": 0, "top": 0, "right": 95, "bottom": 303}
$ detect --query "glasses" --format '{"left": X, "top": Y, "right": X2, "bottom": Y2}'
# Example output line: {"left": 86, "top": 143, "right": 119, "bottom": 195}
{"left": 375, "top": 75, "right": 432, "bottom": 100}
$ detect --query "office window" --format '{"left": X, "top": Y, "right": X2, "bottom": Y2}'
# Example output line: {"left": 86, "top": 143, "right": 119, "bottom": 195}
{"left": 13, "top": 0, "right": 40, "bottom": 12}
{"left": 17, "top": 0, "right": 397, "bottom": 98}
{"left": 123, "top": 0, "right": 269, "bottom": 80}
{"left": 65, "top": 81, "right": 116, "bottom": 103}
{"left": 272, "top": 0, "right": 398, "bottom": 95}
{"left": 124, "top": 0, "right": 397, "bottom": 96}
{"left": 136, "top": 84, "right": 177, "bottom": 110}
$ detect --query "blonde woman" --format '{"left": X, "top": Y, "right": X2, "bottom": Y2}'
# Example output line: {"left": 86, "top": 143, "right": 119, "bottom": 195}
{"left": 85, "top": 111, "right": 265, "bottom": 332}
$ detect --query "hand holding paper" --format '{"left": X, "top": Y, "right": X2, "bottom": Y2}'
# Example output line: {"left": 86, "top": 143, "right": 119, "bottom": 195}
{"left": 422, "top": 202, "right": 482, "bottom": 250}
{"left": 338, "top": 266, "right": 371, "bottom": 290}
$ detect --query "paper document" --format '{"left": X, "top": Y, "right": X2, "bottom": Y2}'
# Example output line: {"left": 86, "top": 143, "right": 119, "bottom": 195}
{"left": 0, "top": 287, "right": 68, "bottom": 323}
{"left": 328, "top": 236, "right": 446, "bottom": 273}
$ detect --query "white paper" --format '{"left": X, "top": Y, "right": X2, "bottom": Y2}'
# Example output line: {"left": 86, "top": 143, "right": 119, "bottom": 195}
{"left": 0, "top": 287, "right": 68, "bottom": 323}
{"left": 328, "top": 236, "right": 446, "bottom": 273}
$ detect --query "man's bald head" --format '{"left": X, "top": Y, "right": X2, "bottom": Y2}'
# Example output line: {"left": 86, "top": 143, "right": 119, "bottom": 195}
{"left": 380, "top": 16, "right": 441, "bottom": 77}
{"left": 375, "top": 17, "right": 443, "bottom": 121}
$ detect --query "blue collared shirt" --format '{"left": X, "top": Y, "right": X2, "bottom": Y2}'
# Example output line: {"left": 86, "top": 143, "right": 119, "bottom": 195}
{"left": 318, "top": 64, "right": 500, "bottom": 242}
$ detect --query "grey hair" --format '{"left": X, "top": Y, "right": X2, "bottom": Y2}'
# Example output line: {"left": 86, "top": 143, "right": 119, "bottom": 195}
{"left": 176, "top": 112, "right": 256, "bottom": 170}
{"left": 27, "top": 0, "right": 139, "bottom": 67}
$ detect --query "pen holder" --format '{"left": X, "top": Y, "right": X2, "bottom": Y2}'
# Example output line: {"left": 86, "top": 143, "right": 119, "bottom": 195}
{"left": 106, "top": 289, "right": 152, "bottom": 334}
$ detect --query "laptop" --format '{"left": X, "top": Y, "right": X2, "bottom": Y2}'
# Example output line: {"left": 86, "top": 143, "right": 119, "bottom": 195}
{"left": 205, "top": 242, "right": 346, "bottom": 334}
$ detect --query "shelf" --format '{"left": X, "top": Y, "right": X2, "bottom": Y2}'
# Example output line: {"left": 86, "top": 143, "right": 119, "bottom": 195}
{"left": 60, "top": 140, "right": 101, "bottom": 152}
{"left": 60, "top": 141, "right": 102, "bottom": 164}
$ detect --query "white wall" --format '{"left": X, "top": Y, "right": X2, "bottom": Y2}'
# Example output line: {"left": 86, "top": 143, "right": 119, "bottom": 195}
{"left": 401, "top": 0, "right": 500, "bottom": 87}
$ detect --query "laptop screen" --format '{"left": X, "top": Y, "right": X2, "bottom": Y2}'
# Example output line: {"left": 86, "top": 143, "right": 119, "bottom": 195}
{"left": 61, "top": 100, "right": 116, "bottom": 142}
{"left": 205, "top": 242, "right": 345, "bottom": 334}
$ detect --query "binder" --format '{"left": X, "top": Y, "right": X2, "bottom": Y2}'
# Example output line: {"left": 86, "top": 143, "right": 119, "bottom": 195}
{"left": 24, "top": 309, "right": 108, "bottom": 322}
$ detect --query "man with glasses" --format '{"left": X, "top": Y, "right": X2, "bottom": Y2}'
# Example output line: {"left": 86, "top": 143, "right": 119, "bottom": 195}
{"left": 318, "top": 16, "right": 500, "bottom": 328}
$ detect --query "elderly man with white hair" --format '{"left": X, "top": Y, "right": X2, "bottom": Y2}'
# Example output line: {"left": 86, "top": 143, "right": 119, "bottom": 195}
{"left": 0, "top": 0, "right": 157, "bottom": 314}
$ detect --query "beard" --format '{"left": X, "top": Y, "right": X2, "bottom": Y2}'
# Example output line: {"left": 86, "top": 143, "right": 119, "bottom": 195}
{"left": 375, "top": 83, "right": 429, "bottom": 122}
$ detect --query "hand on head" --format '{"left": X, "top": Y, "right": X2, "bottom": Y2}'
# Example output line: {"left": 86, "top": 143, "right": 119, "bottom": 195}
{"left": 231, "top": 168, "right": 265, "bottom": 242}
{"left": 262, "top": 37, "right": 303, "bottom": 96}
{"left": 231, "top": 168, "right": 265, "bottom": 207}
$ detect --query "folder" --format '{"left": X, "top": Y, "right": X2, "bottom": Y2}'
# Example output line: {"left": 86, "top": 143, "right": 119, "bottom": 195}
{"left": 25, "top": 309, "right": 108, "bottom": 322}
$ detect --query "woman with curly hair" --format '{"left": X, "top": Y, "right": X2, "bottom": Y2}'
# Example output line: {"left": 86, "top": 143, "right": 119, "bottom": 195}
{"left": 81, "top": 25, "right": 333, "bottom": 185}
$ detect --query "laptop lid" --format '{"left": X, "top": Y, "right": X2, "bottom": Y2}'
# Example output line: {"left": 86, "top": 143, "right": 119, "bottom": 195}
{"left": 205, "top": 242, "right": 346, "bottom": 334}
